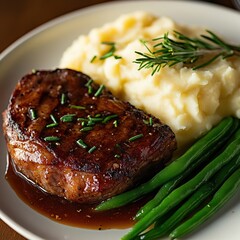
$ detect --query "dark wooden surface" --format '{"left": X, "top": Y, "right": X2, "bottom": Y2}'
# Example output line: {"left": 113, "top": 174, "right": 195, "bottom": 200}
{"left": 0, "top": 0, "right": 238, "bottom": 239}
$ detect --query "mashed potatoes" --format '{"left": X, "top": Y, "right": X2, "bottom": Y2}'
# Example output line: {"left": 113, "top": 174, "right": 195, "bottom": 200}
{"left": 60, "top": 12, "right": 240, "bottom": 148}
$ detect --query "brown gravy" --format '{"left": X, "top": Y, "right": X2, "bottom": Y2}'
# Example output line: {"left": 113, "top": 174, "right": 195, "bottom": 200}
{"left": 5, "top": 158, "right": 148, "bottom": 230}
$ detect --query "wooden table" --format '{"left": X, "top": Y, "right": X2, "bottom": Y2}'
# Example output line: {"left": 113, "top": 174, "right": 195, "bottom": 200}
{"left": 0, "top": 0, "right": 238, "bottom": 239}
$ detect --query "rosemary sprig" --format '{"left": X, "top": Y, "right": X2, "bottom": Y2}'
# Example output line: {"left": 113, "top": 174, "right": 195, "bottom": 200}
{"left": 134, "top": 30, "right": 240, "bottom": 75}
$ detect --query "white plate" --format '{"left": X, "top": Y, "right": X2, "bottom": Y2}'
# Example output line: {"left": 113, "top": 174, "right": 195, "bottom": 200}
{"left": 0, "top": 1, "right": 240, "bottom": 240}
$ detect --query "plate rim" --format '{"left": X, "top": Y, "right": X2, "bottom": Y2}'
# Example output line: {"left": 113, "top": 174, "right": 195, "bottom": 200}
{"left": 1, "top": 1, "right": 240, "bottom": 240}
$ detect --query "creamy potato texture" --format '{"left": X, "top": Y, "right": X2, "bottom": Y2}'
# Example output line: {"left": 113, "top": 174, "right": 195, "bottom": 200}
{"left": 60, "top": 12, "right": 240, "bottom": 148}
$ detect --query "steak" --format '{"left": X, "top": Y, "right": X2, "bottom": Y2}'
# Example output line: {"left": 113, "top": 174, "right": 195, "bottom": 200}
{"left": 3, "top": 69, "right": 177, "bottom": 203}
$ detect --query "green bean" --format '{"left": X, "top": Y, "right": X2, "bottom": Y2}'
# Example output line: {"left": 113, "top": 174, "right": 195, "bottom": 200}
{"left": 138, "top": 154, "right": 240, "bottom": 240}
{"left": 138, "top": 184, "right": 213, "bottom": 240}
{"left": 170, "top": 168, "right": 240, "bottom": 239}
{"left": 135, "top": 152, "right": 208, "bottom": 220}
{"left": 121, "top": 137, "right": 240, "bottom": 240}
{"left": 136, "top": 122, "right": 240, "bottom": 220}
{"left": 135, "top": 173, "right": 184, "bottom": 220}
{"left": 95, "top": 117, "right": 236, "bottom": 211}
{"left": 135, "top": 140, "right": 223, "bottom": 221}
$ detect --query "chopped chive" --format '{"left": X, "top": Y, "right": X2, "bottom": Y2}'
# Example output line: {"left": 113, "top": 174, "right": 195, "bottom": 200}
{"left": 94, "top": 85, "right": 105, "bottom": 97}
{"left": 86, "top": 119, "right": 95, "bottom": 126}
{"left": 100, "top": 51, "right": 114, "bottom": 60}
{"left": 61, "top": 93, "right": 67, "bottom": 105}
{"left": 149, "top": 117, "right": 153, "bottom": 126}
{"left": 114, "top": 55, "right": 122, "bottom": 59}
{"left": 29, "top": 108, "right": 37, "bottom": 120}
{"left": 99, "top": 42, "right": 121, "bottom": 60}
{"left": 102, "top": 114, "right": 118, "bottom": 124}
{"left": 77, "top": 117, "right": 88, "bottom": 122}
{"left": 90, "top": 55, "right": 97, "bottom": 63}
{"left": 78, "top": 118, "right": 89, "bottom": 127}
{"left": 78, "top": 115, "right": 103, "bottom": 127}
{"left": 50, "top": 114, "right": 58, "bottom": 123}
{"left": 113, "top": 120, "right": 118, "bottom": 127}
{"left": 80, "top": 126, "right": 93, "bottom": 132}
{"left": 44, "top": 136, "right": 60, "bottom": 142}
{"left": 60, "top": 114, "right": 76, "bottom": 122}
{"left": 85, "top": 79, "right": 93, "bottom": 87}
{"left": 69, "top": 104, "right": 86, "bottom": 110}
{"left": 88, "top": 146, "right": 97, "bottom": 153}
{"left": 46, "top": 122, "right": 58, "bottom": 128}
{"left": 143, "top": 117, "right": 153, "bottom": 126}
{"left": 143, "top": 119, "right": 149, "bottom": 125}
{"left": 85, "top": 79, "right": 93, "bottom": 94}
{"left": 76, "top": 139, "right": 88, "bottom": 148}
{"left": 89, "top": 117, "right": 104, "bottom": 122}
{"left": 95, "top": 113, "right": 101, "bottom": 117}
{"left": 88, "top": 116, "right": 103, "bottom": 124}
{"left": 100, "top": 42, "right": 116, "bottom": 60}
{"left": 88, "top": 85, "right": 93, "bottom": 94}
{"left": 46, "top": 114, "right": 58, "bottom": 128}
{"left": 85, "top": 80, "right": 93, "bottom": 94}
{"left": 129, "top": 134, "right": 144, "bottom": 142}
{"left": 114, "top": 154, "right": 120, "bottom": 158}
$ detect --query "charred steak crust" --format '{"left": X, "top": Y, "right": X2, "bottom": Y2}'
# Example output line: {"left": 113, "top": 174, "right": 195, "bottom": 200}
{"left": 3, "top": 69, "right": 177, "bottom": 203}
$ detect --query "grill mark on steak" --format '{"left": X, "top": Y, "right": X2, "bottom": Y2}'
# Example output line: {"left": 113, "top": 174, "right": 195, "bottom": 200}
{"left": 3, "top": 69, "right": 177, "bottom": 203}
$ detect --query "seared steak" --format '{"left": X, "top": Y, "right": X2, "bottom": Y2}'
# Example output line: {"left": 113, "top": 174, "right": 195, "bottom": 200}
{"left": 3, "top": 69, "right": 176, "bottom": 203}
